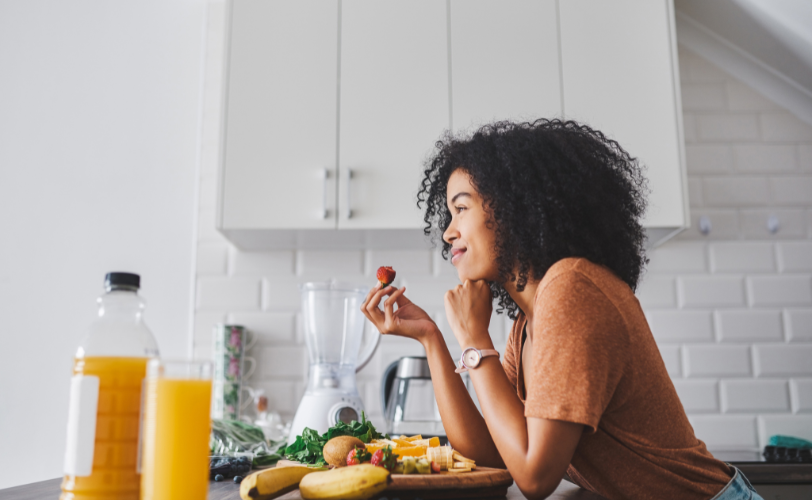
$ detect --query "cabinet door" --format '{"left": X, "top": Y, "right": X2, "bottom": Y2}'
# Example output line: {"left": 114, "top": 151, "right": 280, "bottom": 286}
{"left": 559, "top": 0, "right": 687, "bottom": 228}
{"left": 221, "top": 0, "right": 338, "bottom": 230}
{"left": 338, "top": 0, "right": 449, "bottom": 229}
{"left": 450, "top": 0, "right": 562, "bottom": 132}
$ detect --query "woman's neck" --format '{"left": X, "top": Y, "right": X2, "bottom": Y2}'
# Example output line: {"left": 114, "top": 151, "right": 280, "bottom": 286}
{"left": 503, "top": 277, "right": 539, "bottom": 329}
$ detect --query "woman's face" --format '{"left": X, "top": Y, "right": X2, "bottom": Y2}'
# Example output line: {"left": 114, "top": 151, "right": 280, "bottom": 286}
{"left": 443, "top": 169, "right": 500, "bottom": 283}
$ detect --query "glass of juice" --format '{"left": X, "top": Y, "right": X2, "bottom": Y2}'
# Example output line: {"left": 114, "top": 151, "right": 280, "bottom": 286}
{"left": 140, "top": 359, "right": 213, "bottom": 500}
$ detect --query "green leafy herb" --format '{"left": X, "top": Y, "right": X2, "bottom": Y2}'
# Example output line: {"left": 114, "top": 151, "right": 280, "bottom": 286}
{"left": 284, "top": 411, "right": 386, "bottom": 466}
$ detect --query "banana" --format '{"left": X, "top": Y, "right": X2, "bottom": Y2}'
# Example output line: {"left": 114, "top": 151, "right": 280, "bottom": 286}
{"left": 299, "top": 464, "right": 391, "bottom": 500}
{"left": 239, "top": 465, "right": 321, "bottom": 500}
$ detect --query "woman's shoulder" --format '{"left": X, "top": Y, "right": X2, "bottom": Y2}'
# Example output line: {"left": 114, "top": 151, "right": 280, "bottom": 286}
{"left": 537, "top": 257, "right": 633, "bottom": 303}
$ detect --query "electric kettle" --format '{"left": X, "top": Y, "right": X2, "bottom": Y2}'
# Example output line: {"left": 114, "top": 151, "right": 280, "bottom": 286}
{"left": 381, "top": 356, "right": 446, "bottom": 437}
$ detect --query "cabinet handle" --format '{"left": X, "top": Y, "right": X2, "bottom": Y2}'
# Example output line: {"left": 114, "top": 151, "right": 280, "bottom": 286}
{"left": 320, "top": 168, "right": 329, "bottom": 219}
{"left": 345, "top": 168, "right": 354, "bottom": 219}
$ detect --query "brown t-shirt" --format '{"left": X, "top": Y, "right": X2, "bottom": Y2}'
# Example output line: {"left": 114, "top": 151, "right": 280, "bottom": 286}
{"left": 502, "top": 258, "right": 731, "bottom": 500}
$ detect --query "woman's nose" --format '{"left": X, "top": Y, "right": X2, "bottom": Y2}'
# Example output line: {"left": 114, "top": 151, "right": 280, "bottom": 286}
{"left": 443, "top": 221, "right": 458, "bottom": 245}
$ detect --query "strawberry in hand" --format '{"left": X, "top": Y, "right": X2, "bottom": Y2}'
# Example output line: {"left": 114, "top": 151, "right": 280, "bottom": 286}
{"left": 376, "top": 266, "right": 396, "bottom": 288}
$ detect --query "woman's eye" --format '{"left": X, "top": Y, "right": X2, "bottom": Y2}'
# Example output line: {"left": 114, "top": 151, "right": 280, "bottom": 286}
{"left": 455, "top": 206, "right": 466, "bottom": 214}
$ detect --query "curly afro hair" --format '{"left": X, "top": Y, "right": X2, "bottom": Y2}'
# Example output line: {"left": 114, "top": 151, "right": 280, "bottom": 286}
{"left": 417, "top": 118, "right": 649, "bottom": 319}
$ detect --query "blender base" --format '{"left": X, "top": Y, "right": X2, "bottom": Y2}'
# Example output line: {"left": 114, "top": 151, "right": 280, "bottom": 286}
{"left": 288, "top": 391, "right": 365, "bottom": 444}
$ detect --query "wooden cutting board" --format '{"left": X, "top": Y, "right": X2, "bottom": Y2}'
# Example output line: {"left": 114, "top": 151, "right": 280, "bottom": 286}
{"left": 382, "top": 466, "right": 514, "bottom": 499}
{"left": 275, "top": 461, "right": 513, "bottom": 500}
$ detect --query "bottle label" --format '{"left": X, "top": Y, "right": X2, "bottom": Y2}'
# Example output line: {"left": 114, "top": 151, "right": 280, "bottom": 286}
{"left": 63, "top": 375, "right": 100, "bottom": 476}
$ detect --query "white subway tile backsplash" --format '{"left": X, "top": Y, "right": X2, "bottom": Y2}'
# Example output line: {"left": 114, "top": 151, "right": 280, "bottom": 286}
{"left": 747, "top": 276, "right": 812, "bottom": 306}
{"left": 755, "top": 345, "right": 812, "bottom": 376}
{"left": 726, "top": 82, "right": 782, "bottom": 111}
{"left": 757, "top": 415, "right": 812, "bottom": 448}
{"left": 402, "top": 276, "right": 461, "bottom": 308}
{"left": 683, "top": 115, "right": 697, "bottom": 143}
{"left": 688, "top": 178, "right": 703, "bottom": 207}
{"left": 297, "top": 250, "right": 364, "bottom": 276}
{"left": 258, "top": 346, "right": 307, "bottom": 379}
{"left": 800, "top": 145, "right": 812, "bottom": 171}
{"left": 734, "top": 144, "right": 797, "bottom": 173}
{"left": 771, "top": 177, "right": 812, "bottom": 206}
{"left": 785, "top": 310, "right": 812, "bottom": 342}
{"left": 715, "top": 310, "right": 783, "bottom": 342}
{"left": 197, "top": 277, "right": 262, "bottom": 310}
{"left": 658, "top": 345, "right": 682, "bottom": 377}
{"left": 673, "top": 380, "right": 719, "bottom": 412}
{"left": 685, "top": 345, "right": 751, "bottom": 378}
{"left": 702, "top": 177, "right": 770, "bottom": 207}
{"left": 251, "top": 380, "right": 296, "bottom": 414}
{"left": 710, "top": 243, "right": 775, "bottom": 273}
{"left": 366, "top": 250, "right": 433, "bottom": 277}
{"left": 678, "top": 276, "right": 745, "bottom": 308}
{"left": 790, "top": 379, "right": 812, "bottom": 412}
{"left": 760, "top": 113, "right": 812, "bottom": 142}
{"left": 676, "top": 210, "right": 740, "bottom": 240}
{"left": 228, "top": 312, "right": 296, "bottom": 344}
{"left": 647, "top": 242, "right": 707, "bottom": 273}
{"left": 232, "top": 250, "right": 295, "bottom": 276}
{"left": 196, "top": 243, "right": 229, "bottom": 275}
{"left": 721, "top": 380, "right": 790, "bottom": 412}
{"left": 194, "top": 311, "right": 227, "bottom": 347}
{"left": 647, "top": 311, "right": 714, "bottom": 342}
{"left": 636, "top": 276, "right": 676, "bottom": 307}
{"left": 263, "top": 279, "right": 303, "bottom": 310}
{"left": 740, "top": 209, "right": 808, "bottom": 240}
{"left": 690, "top": 416, "right": 758, "bottom": 448}
{"left": 778, "top": 243, "right": 812, "bottom": 272}
{"left": 685, "top": 145, "right": 732, "bottom": 174}
{"left": 696, "top": 114, "right": 759, "bottom": 142}
{"left": 681, "top": 83, "right": 726, "bottom": 111}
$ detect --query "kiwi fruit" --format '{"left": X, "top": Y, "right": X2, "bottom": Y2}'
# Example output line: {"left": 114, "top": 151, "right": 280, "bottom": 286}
{"left": 323, "top": 436, "right": 365, "bottom": 467}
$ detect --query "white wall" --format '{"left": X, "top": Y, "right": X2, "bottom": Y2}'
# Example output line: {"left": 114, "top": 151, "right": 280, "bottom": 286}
{"left": 0, "top": 0, "right": 206, "bottom": 489}
{"left": 193, "top": 6, "right": 812, "bottom": 463}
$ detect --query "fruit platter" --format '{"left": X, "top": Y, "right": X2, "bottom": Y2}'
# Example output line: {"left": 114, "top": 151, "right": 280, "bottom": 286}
{"left": 239, "top": 414, "right": 513, "bottom": 500}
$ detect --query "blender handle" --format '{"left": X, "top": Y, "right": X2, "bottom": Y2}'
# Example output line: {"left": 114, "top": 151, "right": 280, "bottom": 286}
{"left": 381, "top": 360, "right": 400, "bottom": 418}
{"left": 355, "top": 327, "right": 381, "bottom": 373}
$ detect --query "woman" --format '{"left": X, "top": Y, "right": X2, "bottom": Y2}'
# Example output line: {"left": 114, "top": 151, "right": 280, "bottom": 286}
{"left": 360, "top": 120, "right": 762, "bottom": 500}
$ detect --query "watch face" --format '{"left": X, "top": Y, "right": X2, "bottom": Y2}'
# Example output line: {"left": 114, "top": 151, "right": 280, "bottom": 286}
{"left": 463, "top": 349, "right": 481, "bottom": 368}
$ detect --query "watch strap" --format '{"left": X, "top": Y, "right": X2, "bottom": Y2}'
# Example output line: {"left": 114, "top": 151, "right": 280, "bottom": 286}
{"left": 455, "top": 348, "right": 500, "bottom": 373}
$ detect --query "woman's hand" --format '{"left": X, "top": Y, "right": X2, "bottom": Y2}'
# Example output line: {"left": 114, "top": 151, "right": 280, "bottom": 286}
{"left": 360, "top": 284, "right": 439, "bottom": 344}
{"left": 444, "top": 280, "right": 493, "bottom": 347}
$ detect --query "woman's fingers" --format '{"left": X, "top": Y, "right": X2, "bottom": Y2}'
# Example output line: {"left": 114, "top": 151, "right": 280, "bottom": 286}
{"left": 383, "top": 287, "right": 406, "bottom": 322}
{"left": 364, "top": 285, "right": 396, "bottom": 330}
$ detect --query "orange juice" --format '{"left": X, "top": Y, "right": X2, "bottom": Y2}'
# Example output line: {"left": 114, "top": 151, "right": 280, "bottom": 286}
{"left": 140, "top": 377, "right": 212, "bottom": 500}
{"left": 60, "top": 356, "right": 149, "bottom": 500}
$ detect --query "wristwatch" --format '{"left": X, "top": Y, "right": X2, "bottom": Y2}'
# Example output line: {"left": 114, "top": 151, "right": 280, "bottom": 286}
{"left": 455, "top": 347, "right": 500, "bottom": 373}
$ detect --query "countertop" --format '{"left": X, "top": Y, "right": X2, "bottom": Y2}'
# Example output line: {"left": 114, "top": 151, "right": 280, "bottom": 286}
{"left": 0, "top": 477, "right": 606, "bottom": 499}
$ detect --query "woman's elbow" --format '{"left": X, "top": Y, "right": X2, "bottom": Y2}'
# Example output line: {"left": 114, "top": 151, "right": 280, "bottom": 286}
{"left": 515, "top": 477, "right": 558, "bottom": 500}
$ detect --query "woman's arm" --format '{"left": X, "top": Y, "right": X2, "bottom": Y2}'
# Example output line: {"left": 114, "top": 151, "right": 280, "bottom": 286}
{"left": 445, "top": 280, "right": 583, "bottom": 499}
{"left": 360, "top": 284, "right": 503, "bottom": 467}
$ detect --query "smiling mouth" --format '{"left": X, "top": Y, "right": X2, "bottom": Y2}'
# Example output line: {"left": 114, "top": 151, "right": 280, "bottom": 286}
{"left": 451, "top": 248, "right": 466, "bottom": 264}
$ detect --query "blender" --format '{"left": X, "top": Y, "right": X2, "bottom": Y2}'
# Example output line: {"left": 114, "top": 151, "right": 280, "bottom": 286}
{"left": 288, "top": 281, "right": 380, "bottom": 443}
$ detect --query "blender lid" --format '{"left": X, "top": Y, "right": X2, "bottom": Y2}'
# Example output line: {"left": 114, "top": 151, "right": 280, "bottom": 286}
{"left": 299, "top": 280, "right": 368, "bottom": 293}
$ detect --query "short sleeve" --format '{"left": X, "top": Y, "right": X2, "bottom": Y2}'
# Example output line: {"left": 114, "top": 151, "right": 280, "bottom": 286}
{"left": 524, "top": 271, "right": 628, "bottom": 432}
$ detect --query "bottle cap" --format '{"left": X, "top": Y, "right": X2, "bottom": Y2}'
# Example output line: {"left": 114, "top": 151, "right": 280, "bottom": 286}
{"left": 105, "top": 272, "right": 140, "bottom": 292}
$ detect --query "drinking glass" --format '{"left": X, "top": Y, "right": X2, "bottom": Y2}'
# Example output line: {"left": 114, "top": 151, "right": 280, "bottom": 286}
{"left": 140, "top": 360, "right": 212, "bottom": 500}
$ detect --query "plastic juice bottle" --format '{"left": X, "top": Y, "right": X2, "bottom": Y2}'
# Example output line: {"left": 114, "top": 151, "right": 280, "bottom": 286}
{"left": 60, "top": 272, "right": 159, "bottom": 500}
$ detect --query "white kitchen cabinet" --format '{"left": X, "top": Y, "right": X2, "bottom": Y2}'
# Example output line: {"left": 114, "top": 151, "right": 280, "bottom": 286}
{"left": 217, "top": 0, "right": 687, "bottom": 249}
{"left": 558, "top": 0, "right": 688, "bottom": 244}
{"left": 450, "top": 0, "right": 562, "bottom": 132}
{"left": 338, "top": 0, "right": 449, "bottom": 229}
{"left": 220, "top": 0, "right": 339, "bottom": 231}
